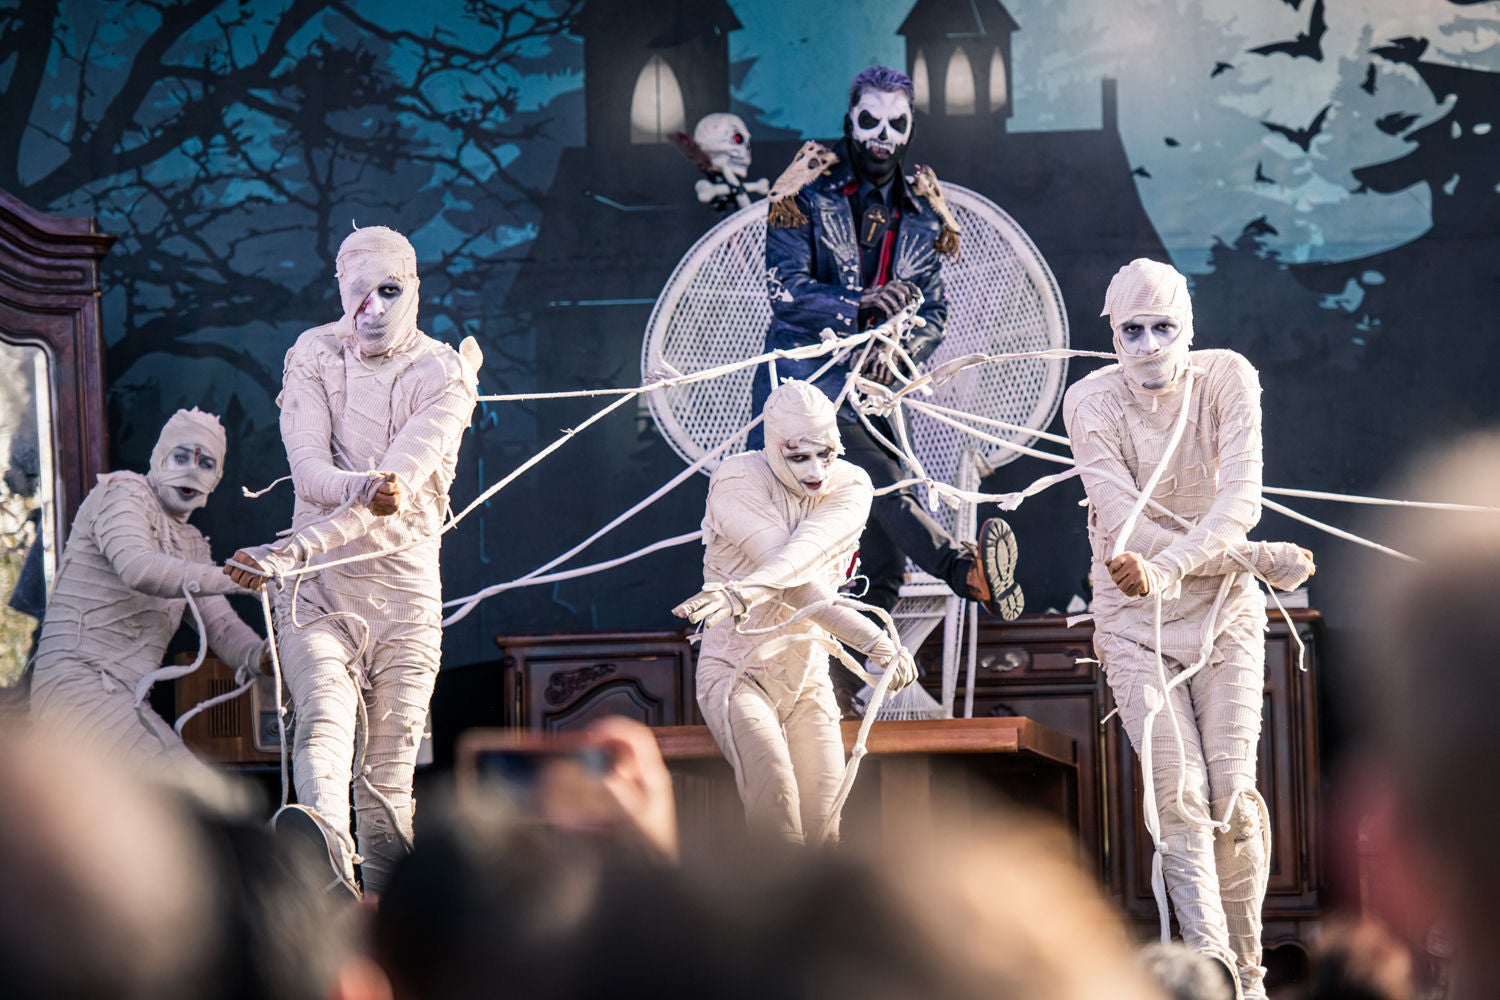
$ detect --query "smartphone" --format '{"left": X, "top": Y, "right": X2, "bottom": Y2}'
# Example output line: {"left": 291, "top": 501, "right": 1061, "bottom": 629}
{"left": 457, "top": 730, "right": 617, "bottom": 827}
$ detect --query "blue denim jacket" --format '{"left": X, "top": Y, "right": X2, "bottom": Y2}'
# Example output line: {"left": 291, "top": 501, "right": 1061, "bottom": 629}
{"left": 749, "top": 140, "right": 950, "bottom": 445}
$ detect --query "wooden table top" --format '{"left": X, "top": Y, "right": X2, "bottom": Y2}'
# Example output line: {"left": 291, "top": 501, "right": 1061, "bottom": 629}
{"left": 653, "top": 716, "right": 1076, "bottom": 769}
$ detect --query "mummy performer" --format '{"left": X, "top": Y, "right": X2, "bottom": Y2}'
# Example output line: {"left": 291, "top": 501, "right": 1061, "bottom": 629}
{"left": 1063, "top": 259, "right": 1315, "bottom": 999}
{"left": 750, "top": 66, "right": 1021, "bottom": 655}
{"left": 31, "top": 409, "right": 267, "bottom": 770}
{"left": 673, "top": 380, "right": 916, "bottom": 843}
{"left": 227, "top": 225, "right": 480, "bottom": 897}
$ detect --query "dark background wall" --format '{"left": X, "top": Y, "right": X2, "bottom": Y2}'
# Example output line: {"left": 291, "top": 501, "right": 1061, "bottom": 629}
{"left": 5, "top": 1, "right": 1498, "bottom": 740}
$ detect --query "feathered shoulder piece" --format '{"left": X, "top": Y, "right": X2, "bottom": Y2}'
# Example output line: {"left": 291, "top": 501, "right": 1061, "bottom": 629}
{"left": 767, "top": 141, "right": 839, "bottom": 228}
{"left": 909, "top": 164, "right": 962, "bottom": 257}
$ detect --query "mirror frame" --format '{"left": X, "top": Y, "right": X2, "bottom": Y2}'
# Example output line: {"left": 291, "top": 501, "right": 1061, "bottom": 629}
{"left": 0, "top": 187, "right": 114, "bottom": 549}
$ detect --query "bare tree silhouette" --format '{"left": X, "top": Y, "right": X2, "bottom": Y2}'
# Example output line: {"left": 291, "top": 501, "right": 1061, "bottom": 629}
{"left": 1, "top": 0, "right": 581, "bottom": 408}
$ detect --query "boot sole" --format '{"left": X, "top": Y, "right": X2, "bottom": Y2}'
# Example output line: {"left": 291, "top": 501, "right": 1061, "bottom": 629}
{"left": 978, "top": 517, "right": 1024, "bottom": 621}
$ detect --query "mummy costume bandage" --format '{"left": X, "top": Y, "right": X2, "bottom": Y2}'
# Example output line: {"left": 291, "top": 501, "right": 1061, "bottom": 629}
{"left": 1064, "top": 260, "right": 1311, "bottom": 1000}
{"left": 245, "top": 226, "right": 478, "bottom": 894}
{"left": 681, "top": 382, "right": 905, "bottom": 843}
{"left": 31, "top": 410, "right": 264, "bottom": 770}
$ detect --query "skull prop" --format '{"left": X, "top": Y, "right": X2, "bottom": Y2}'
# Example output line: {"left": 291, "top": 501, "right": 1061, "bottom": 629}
{"left": 694, "top": 113, "right": 752, "bottom": 176}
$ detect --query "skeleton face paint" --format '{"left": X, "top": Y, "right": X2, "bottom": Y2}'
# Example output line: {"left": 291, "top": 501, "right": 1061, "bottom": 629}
{"left": 763, "top": 380, "right": 843, "bottom": 498}
{"left": 147, "top": 409, "right": 227, "bottom": 520}
{"left": 336, "top": 226, "right": 421, "bottom": 358}
{"left": 693, "top": 112, "right": 752, "bottom": 175}
{"left": 847, "top": 88, "right": 912, "bottom": 185}
{"left": 1102, "top": 259, "right": 1195, "bottom": 393}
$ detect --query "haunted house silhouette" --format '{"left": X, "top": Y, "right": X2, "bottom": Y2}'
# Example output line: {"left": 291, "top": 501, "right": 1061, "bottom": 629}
{"left": 505, "top": 0, "right": 1168, "bottom": 627}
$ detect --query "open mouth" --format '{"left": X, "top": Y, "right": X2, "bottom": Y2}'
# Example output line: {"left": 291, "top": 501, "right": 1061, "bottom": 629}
{"left": 802, "top": 480, "right": 824, "bottom": 492}
{"left": 176, "top": 487, "right": 200, "bottom": 500}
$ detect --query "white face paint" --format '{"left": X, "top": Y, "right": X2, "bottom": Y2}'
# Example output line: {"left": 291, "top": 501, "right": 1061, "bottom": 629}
{"left": 848, "top": 89, "right": 912, "bottom": 162}
{"left": 1114, "top": 313, "right": 1191, "bottom": 391}
{"left": 355, "top": 281, "right": 405, "bottom": 333}
{"left": 779, "top": 440, "right": 837, "bottom": 498}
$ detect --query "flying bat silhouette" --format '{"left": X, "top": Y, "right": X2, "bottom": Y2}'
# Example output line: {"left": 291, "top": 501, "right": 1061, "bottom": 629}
{"left": 1241, "top": 216, "right": 1279, "bottom": 239}
{"left": 1249, "top": 0, "right": 1326, "bottom": 60}
{"left": 1132, "top": 166, "right": 1152, "bottom": 179}
{"left": 1360, "top": 65, "right": 1377, "bottom": 95}
{"left": 1376, "top": 112, "right": 1420, "bottom": 135}
{"left": 1164, "top": 137, "right": 1180, "bottom": 147}
{"left": 1371, "top": 36, "right": 1429, "bottom": 65}
{"left": 1254, "top": 160, "right": 1275, "bottom": 184}
{"left": 1260, "top": 103, "right": 1332, "bottom": 152}
{"left": 1211, "top": 61, "right": 1234, "bottom": 78}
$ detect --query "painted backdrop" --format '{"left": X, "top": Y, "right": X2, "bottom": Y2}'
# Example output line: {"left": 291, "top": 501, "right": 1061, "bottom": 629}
{"left": 4, "top": 0, "right": 1496, "bottom": 683}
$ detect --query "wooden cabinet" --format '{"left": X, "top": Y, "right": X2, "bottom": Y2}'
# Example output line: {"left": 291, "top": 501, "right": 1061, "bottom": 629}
{"left": 496, "top": 630, "right": 700, "bottom": 732}
{"left": 918, "top": 609, "right": 1324, "bottom": 948}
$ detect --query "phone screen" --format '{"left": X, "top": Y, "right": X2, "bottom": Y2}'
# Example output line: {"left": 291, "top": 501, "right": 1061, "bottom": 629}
{"left": 466, "top": 744, "right": 616, "bottom": 827}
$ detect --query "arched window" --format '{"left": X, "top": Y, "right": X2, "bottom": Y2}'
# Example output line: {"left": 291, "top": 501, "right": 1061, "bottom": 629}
{"left": 944, "top": 48, "right": 976, "bottom": 116}
{"left": 989, "top": 47, "right": 1008, "bottom": 111}
{"left": 912, "top": 50, "right": 931, "bottom": 113}
{"left": 630, "top": 55, "right": 686, "bottom": 144}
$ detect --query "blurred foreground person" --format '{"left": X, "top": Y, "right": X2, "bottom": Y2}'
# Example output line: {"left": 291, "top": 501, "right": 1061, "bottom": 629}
{"left": 377, "top": 732, "right": 1166, "bottom": 1000}
{"left": 1357, "top": 432, "right": 1500, "bottom": 1000}
{"left": 0, "top": 727, "right": 222, "bottom": 1000}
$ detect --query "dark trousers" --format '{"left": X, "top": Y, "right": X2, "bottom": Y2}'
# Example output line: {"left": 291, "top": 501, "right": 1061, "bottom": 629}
{"left": 838, "top": 414, "right": 969, "bottom": 613}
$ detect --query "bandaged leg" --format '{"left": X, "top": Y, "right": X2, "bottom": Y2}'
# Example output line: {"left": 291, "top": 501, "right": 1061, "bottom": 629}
{"left": 1197, "top": 621, "right": 1270, "bottom": 998}
{"left": 783, "top": 678, "right": 846, "bottom": 843}
{"left": 697, "top": 657, "right": 807, "bottom": 842}
{"left": 277, "top": 618, "right": 361, "bottom": 885}
{"left": 352, "top": 653, "right": 439, "bottom": 896}
{"left": 1103, "top": 637, "right": 1234, "bottom": 969}
{"left": 33, "top": 663, "right": 213, "bottom": 775}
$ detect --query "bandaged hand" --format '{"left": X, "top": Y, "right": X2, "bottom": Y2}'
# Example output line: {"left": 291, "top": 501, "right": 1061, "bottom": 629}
{"left": 671, "top": 586, "right": 747, "bottom": 627}
{"left": 874, "top": 646, "right": 917, "bottom": 694}
{"left": 368, "top": 473, "right": 401, "bottom": 517}
{"left": 857, "top": 278, "right": 920, "bottom": 327}
{"left": 1108, "top": 551, "right": 1158, "bottom": 597}
{"left": 1255, "top": 541, "right": 1316, "bottom": 591}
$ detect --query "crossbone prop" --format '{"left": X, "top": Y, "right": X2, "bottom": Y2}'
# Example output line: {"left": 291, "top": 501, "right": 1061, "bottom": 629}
{"left": 674, "top": 113, "right": 770, "bottom": 213}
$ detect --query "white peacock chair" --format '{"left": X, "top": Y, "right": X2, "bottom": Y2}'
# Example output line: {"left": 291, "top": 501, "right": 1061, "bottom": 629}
{"left": 642, "top": 183, "right": 1068, "bottom": 718}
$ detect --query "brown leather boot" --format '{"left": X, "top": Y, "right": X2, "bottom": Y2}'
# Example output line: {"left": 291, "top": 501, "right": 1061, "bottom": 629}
{"left": 964, "top": 517, "right": 1024, "bottom": 620}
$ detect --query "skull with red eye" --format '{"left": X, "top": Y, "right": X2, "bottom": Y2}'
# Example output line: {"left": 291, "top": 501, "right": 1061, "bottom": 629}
{"left": 693, "top": 113, "right": 753, "bottom": 174}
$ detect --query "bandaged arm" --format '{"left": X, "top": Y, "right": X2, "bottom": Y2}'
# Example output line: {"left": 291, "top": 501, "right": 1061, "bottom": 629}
{"left": 279, "top": 338, "right": 387, "bottom": 508}
{"left": 193, "top": 594, "right": 267, "bottom": 675}
{"left": 1069, "top": 356, "right": 1264, "bottom": 593}
{"left": 258, "top": 354, "right": 478, "bottom": 567}
{"left": 707, "top": 470, "right": 899, "bottom": 663}
{"left": 95, "top": 478, "right": 245, "bottom": 597}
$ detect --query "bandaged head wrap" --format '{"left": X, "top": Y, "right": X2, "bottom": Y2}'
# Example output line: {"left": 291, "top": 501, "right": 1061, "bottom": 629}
{"left": 336, "top": 225, "right": 421, "bottom": 358}
{"left": 1101, "top": 258, "right": 1196, "bottom": 393}
{"left": 147, "top": 408, "right": 227, "bottom": 520}
{"left": 763, "top": 380, "right": 843, "bottom": 498}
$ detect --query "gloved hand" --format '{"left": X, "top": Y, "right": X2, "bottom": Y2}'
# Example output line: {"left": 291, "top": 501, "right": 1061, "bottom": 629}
{"left": 856, "top": 278, "right": 921, "bottom": 328}
{"left": 877, "top": 647, "right": 918, "bottom": 694}
{"left": 671, "top": 585, "right": 747, "bottom": 627}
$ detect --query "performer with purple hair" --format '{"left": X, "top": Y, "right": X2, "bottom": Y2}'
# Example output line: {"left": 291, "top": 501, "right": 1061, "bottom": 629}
{"left": 750, "top": 67, "right": 1022, "bottom": 713}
